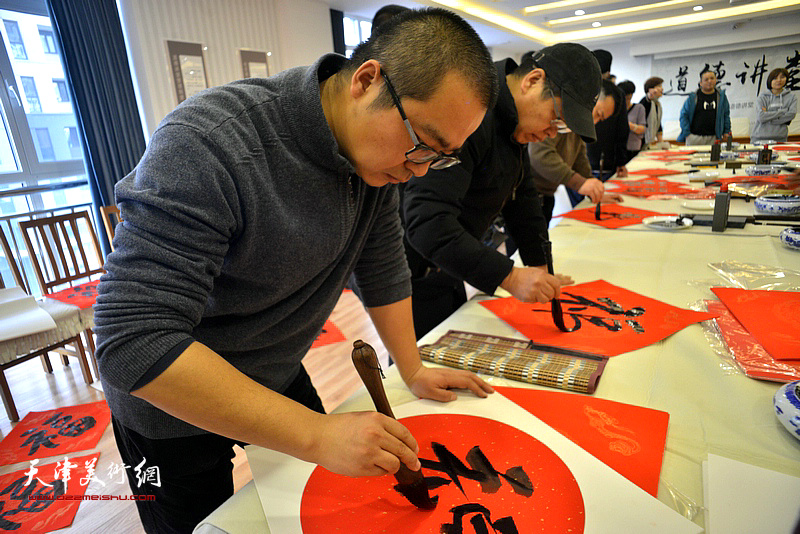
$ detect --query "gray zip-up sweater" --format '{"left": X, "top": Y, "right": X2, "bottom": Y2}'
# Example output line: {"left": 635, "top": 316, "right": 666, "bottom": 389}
{"left": 94, "top": 54, "right": 412, "bottom": 439}
{"left": 751, "top": 89, "right": 797, "bottom": 143}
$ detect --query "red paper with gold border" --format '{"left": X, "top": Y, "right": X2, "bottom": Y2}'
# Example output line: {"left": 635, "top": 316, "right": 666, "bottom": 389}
{"left": 0, "top": 453, "right": 99, "bottom": 534}
{"left": 480, "top": 280, "right": 716, "bottom": 357}
{"left": 0, "top": 401, "right": 110, "bottom": 466}
{"left": 310, "top": 319, "right": 346, "bottom": 349}
{"left": 710, "top": 288, "right": 800, "bottom": 361}
{"left": 705, "top": 300, "right": 800, "bottom": 382}
{"left": 300, "top": 414, "right": 585, "bottom": 533}
{"left": 627, "top": 168, "right": 685, "bottom": 177}
{"left": 494, "top": 387, "right": 668, "bottom": 497}
{"left": 44, "top": 280, "right": 99, "bottom": 310}
{"left": 558, "top": 203, "right": 666, "bottom": 228}
{"left": 606, "top": 177, "right": 695, "bottom": 197}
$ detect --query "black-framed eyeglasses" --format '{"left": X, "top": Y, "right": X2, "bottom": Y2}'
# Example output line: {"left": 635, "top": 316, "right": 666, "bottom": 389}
{"left": 381, "top": 71, "right": 461, "bottom": 170}
{"left": 544, "top": 83, "right": 570, "bottom": 134}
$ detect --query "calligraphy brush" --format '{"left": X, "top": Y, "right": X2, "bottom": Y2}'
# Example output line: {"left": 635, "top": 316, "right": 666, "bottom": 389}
{"left": 541, "top": 240, "right": 577, "bottom": 333}
{"left": 351, "top": 340, "right": 437, "bottom": 510}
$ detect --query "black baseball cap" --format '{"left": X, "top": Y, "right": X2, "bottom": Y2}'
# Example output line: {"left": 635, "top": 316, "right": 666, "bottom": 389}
{"left": 530, "top": 43, "right": 602, "bottom": 142}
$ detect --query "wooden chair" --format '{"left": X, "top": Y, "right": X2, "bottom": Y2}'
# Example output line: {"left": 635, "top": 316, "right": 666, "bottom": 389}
{"left": 0, "top": 226, "right": 92, "bottom": 422}
{"left": 99, "top": 204, "right": 122, "bottom": 250}
{"left": 19, "top": 211, "right": 105, "bottom": 377}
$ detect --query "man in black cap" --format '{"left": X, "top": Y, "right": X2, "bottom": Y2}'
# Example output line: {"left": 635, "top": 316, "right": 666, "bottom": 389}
{"left": 403, "top": 43, "right": 603, "bottom": 339}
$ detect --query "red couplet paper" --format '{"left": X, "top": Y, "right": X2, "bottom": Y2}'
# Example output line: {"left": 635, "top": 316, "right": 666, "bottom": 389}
{"left": 0, "top": 452, "right": 99, "bottom": 534}
{"left": 627, "top": 168, "right": 685, "bottom": 177}
{"left": 310, "top": 319, "right": 346, "bottom": 349}
{"left": 606, "top": 177, "right": 695, "bottom": 197}
{"left": 559, "top": 203, "right": 666, "bottom": 229}
{"left": 0, "top": 401, "right": 110, "bottom": 466}
{"left": 770, "top": 145, "right": 800, "bottom": 151}
{"left": 480, "top": 280, "right": 716, "bottom": 357}
{"left": 705, "top": 300, "right": 800, "bottom": 382}
{"left": 714, "top": 175, "right": 791, "bottom": 188}
{"left": 710, "top": 288, "right": 800, "bottom": 361}
{"left": 44, "top": 280, "right": 100, "bottom": 310}
{"left": 301, "top": 414, "right": 585, "bottom": 533}
{"left": 494, "top": 387, "right": 668, "bottom": 497}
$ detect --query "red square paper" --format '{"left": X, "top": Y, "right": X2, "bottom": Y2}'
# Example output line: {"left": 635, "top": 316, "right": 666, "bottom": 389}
{"left": 627, "top": 168, "right": 685, "bottom": 177}
{"left": 711, "top": 288, "right": 800, "bottom": 361}
{"left": 706, "top": 300, "right": 800, "bottom": 382}
{"left": 0, "top": 453, "right": 99, "bottom": 534}
{"left": 0, "top": 401, "right": 110, "bottom": 466}
{"left": 495, "top": 387, "right": 668, "bottom": 497}
{"left": 480, "top": 280, "right": 716, "bottom": 357}
{"left": 559, "top": 203, "right": 667, "bottom": 228}
{"left": 310, "top": 319, "right": 346, "bottom": 349}
{"left": 606, "top": 177, "right": 695, "bottom": 197}
{"left": 45, "top": 280, "right": 99, "bottom": 310}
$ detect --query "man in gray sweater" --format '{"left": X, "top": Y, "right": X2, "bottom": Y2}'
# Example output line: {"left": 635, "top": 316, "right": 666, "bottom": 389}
{"left": 94, "top": 9, "right": 495, "bottom": 532}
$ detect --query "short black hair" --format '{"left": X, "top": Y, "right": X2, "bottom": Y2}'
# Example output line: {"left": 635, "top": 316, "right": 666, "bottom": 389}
{"left": 617, "top": 80, "right": 635, "bottom": 96}
{"left": 344, "top": 8, "right": 498, "bottom": 110}
{"left": 372, "top": 5, "right": 409, "bottom": 32}
{"left": 644, "top": 77, "right": 663, "bottom": 93}
{"left": 592, "top": 49, "right": 613, "bottom": 74}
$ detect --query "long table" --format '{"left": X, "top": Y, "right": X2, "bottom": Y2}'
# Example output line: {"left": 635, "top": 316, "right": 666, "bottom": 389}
{"left": 194, "top": 146, "right": 800, "bottom": 533}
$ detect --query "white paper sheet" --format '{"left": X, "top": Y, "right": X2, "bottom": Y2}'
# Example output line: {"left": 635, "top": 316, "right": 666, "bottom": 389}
{"left": 0, "top": 287, "right": 56, "bottom": 342}
{"left": 703, "top": 453, "right": 800, "bottom": 534}
{"left": 248, "top": 392, "right": 702, "bottom": 533}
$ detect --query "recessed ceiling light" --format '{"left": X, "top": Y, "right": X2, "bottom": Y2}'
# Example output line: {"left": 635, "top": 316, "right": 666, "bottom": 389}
{"left": 575, "top": 9, "right": 585, "bottom": 15}
{"left": 693, "top": 5, "right": 703, "bottom": 10}
{"left": 592, "top": 21, "right": 601, "bottom": 27}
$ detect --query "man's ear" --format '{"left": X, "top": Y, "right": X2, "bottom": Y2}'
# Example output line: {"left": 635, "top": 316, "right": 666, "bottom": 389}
{"left": 519, "top": 67, "right": 545, "bottom": 96}
{"left": 349, "top": 59, "right": 382, "bottom": 99}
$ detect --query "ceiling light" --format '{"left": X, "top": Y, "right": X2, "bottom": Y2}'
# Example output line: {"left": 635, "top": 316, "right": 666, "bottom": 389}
{"left": 548, "top": 0, "right": 698, "bottom": 26}
{"left": 592, "top": 21, "right": 601, "bottom": 27}
{"left": 575, "top": 9, "right": 585, "bottom": 15}
{"left": 693, "top": 5, "right": 703, "bottom": 10}
{"left": 521, "top": 0, "right": 593, "bottom": 15}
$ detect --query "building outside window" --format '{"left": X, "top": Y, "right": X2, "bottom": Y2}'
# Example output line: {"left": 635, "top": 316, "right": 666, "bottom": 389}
{"left": 1, "top": 19, "right": 25, "bottom": 59}
{"left": 342, "top": 15, "right": 371, "bottom": 58}
{"left": 38, "top": 26, "right": 55, "bottom": 54}
{"left": 53, "top": 77, "right": 68, "bottom": 102}
{"left": 0, "top": 2, "right": 92, "bottom": 296}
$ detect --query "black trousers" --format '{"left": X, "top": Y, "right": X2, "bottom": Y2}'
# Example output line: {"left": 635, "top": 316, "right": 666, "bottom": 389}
{"left": 411, "top": 270, "right": 467, "bottom": 340}
{"left": 111, "top": 366, "right": 325, "bottom": 533}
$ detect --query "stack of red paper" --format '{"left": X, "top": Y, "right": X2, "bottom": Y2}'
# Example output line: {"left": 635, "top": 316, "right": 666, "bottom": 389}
{"left": 708, "top": 288, "right": 800, "bottom": 382}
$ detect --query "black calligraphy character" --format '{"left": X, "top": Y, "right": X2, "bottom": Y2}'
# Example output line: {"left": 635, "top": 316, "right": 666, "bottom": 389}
{"left": 735, "top": 63, "right": 748, "bottom": 85}
{"left": 57, "top": 416, "right": 95, "bottom": 438}
{"left": 442, "top": 503, "right": 519, "bottom": 534}
{"left": 0, "top": 476, "right": 65, "bottom": 530}
{"left": 750, "top": 55, "right": 768, "bottom": 93}
{"left": 465, "top": 447, "right": 533, "bottom": 497}
{"left": 626, "top": 319, "right": 645, "bottom": 334}
{"left": 784, "top": 50, "right": 800, "bottom": 91}
{"left": 19, "top": 429, "right": 59, "bottom": 456}
{"left": 713, "top": 61, "right": 726, "bottom": 81}
{"left": 676, "top": 65, "right": 688, "bottom": 92}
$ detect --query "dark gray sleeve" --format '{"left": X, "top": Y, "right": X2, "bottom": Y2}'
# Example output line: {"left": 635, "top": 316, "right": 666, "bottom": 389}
{"left": 94, "top": 124, "right": 239, "bottom": 393}
{"left": 351, "top": 185, "right": 412, "bottom": 308}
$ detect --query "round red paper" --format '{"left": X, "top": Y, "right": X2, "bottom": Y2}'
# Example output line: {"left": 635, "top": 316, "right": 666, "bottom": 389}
{"left": 300, "top": 414, "right": 585, "bottom": 533}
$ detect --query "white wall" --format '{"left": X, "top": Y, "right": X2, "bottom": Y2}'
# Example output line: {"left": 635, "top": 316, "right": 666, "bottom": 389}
{"left": 118, "top": 0, "right": 282, "bottom": 138}
{"left": 273, "top": 0, "right": 333, "bottom": 71}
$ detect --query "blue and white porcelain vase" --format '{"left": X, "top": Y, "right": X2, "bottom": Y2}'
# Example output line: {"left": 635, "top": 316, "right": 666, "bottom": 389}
{"left": 774, "top": 381, "right": 800, "bottom": 441}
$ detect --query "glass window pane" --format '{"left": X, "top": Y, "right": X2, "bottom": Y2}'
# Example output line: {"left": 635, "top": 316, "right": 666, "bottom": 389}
{"left": 1, "top": 10, "right": 81, "bottom": 166}
{"left": 34, "top": 127, "right": 54, "bottom": 161}
{"left": 359, "top": 21, "right": 372, "bottom": 41}
{"left": 0, "top": 99, "right": 21, "bottom": 174}
{"left": 2, "top": 19, "right": 26, "bottom": 59}
{"left": 343, "top": 16, "right": 359, "bottom": 47}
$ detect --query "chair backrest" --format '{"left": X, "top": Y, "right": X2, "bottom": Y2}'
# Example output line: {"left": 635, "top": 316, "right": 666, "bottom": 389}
{"left": 19, "top": 211, "right": 105, "bottom": 295}
{"left": 99, "top": 204, "right": 122, "bottom": 249}
{"left": 0, "top": 226, "right": 26, "bottom": 291}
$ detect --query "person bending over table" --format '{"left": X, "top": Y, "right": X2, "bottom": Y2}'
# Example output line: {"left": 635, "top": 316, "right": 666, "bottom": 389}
{"left": 403, "top": 43, "right": 602, "bottom": 340}
{"left": 529, "top": 79, "right": 625, "bottom": 224}
{"left": 94, "top": 9, "right": 495, "bottom": 533}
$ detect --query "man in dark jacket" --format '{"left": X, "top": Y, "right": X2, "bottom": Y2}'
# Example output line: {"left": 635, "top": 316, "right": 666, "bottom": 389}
{"left": 403, "top": 43, "right": 602, "bottom": 339}
{"left": 586, "top": 50, "right": 629, "bottom": 182}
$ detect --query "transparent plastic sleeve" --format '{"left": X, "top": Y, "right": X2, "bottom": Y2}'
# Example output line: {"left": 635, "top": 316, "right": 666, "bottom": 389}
{"left": 708, "top": 261, "right": 800, "bottom": 292}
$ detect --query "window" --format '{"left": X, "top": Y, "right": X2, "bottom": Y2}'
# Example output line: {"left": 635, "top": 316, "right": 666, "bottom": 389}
{"left": 38, "top": 26, "right": 55, "bottom": 54}
{"left": 19, "top": 76, "right": 41, "bottom": 112}
{"left": 34, "top": 127, "right": 54, "bottom": 160}
{"left": 64, "top": 125, "right": 80, "bottom": 158}
{"left": 53, "top": 78, "right": 68, "bottom": 102}
{"left": 342, "top": 15, "right": 371, "bottom": 59}
{"left": 2, "top": 19, "right": 24, "bottom": 59}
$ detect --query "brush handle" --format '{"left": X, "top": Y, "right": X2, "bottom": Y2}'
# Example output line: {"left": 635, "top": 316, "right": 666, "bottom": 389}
{"left": 352, "top": 340, "right": 394, "bottom": 419}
